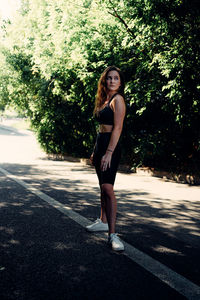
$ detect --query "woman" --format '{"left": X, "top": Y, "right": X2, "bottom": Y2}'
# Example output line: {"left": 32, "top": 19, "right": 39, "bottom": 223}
{"left": 86, "top": 66, "right": 126, "bottom": 251}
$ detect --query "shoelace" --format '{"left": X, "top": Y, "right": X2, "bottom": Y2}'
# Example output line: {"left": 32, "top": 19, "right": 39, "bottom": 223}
{"left": 95, "top": 218, "right": 101, "bottom": 224}
{"left": 110, "top": 234, "right": 120, "bottom": 242}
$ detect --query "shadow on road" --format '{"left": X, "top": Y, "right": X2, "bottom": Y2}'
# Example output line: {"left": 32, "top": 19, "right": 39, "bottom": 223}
{"left": 0, "top": 161, "right": 200, "bottom": 291}
{"left": 0, "top": 124, "right": 30, "bottom": 137}
{"left": 1, "top": 167, "right": 188, "bottom": 300}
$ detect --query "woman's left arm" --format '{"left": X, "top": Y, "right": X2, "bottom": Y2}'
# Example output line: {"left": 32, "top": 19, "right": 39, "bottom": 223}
{"left": 101, "top": 95, "right": 126, "bottom": 171}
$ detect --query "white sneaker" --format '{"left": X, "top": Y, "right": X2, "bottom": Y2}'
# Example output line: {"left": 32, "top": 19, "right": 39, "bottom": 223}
{"left": 109, "top": 233, "right": 124, "bottom": 251}
{"left": 86, "top": 218, "right": 108, "bottom": 232}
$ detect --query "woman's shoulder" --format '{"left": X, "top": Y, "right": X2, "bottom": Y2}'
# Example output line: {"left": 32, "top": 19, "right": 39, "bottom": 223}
{"left": 111, "top": 94, "right": 125, "bottom": 106}
{"left": 110, "top": 94, "right": 126, "bottom": 114}
{"left": 115, "top": 93, "right": 124, "bottom": 100}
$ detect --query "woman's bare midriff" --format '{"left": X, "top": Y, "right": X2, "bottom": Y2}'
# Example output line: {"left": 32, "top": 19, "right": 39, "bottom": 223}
{"left": 99, "top": 124, "right": 113, "bottom": 133}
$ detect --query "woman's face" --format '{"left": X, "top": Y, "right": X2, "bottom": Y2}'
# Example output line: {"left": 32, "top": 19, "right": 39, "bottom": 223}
{"left": 106, "top": 70, "right": 121, "bottom": 93}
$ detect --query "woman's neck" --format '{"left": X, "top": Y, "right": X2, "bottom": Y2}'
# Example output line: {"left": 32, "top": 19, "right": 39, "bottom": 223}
{"left": 107, "top": 91, "right": 117, "bottom": 100}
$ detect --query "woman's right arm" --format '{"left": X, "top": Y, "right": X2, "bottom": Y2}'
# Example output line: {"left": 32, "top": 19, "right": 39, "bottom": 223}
{"left": 90, "top": 141, "right": 96, "bottom": 165}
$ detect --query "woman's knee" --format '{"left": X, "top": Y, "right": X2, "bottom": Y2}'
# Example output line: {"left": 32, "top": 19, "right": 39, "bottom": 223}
{"left": 101, "top": 183, "right": 114, "bottom": 196}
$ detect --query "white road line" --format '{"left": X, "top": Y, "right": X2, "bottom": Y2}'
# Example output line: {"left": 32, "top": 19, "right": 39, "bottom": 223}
{"left": 0, "top": 166, "right": 200, "bottom": 300}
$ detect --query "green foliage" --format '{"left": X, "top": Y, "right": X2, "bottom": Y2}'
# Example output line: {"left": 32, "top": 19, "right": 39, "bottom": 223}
{"left": 103, "top": 0, "right": 200, "bottom": 173}
{"left": 0, "top": 0, "right": 199, "bottom": 174}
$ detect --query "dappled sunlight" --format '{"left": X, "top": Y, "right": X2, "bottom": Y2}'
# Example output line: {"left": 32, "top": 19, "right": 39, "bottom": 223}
{"left": 117, "top": 191, "right": 200, "bottom": 247}
{"left": 8, "top": 239, "right": 20, "bottom": 245}
{"left": 1, "top": 238, "right": 20, "bottom": 248}
{"left": 189, "top": 231, "right": 200, "bottom": 237}
{"left": 53, "top": 242, "right": 74, "bottom": 251}
{"left": 152, "top": 246, "right": 185, "bottom": 256}
{"left": 0, "top": 226, "right": 15, "bottom": 235}
{"left": 9, "top": 202, "right": 24, "bottom": 207}
{"left": 20, "top": 209, "right": 34, "bottom": 216}
{"left": 114, "top": 171, "right": 200, "bottom": 247}
{"left": 0, "top": 202, "right": 24, "bottom": 208}
{"left": 1, "top": 146, "right": 199, "bottom": 249}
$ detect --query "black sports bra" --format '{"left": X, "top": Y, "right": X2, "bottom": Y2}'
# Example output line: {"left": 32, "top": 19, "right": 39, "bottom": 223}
{"left": 95, "top": 93, "right": 118, "bottom": 125}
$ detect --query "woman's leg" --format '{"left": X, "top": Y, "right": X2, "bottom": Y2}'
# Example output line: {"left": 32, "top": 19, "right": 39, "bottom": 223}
{"left": 101, "top": 183, "right": 117, "bottom": 234}
{"left": 100, "top": 187, "right": 108, "bottom": 223}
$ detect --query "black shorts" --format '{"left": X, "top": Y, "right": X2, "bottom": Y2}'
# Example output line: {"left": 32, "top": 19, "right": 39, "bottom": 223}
{"left": 93, "top": 132, "right": 121, "bottom": 186}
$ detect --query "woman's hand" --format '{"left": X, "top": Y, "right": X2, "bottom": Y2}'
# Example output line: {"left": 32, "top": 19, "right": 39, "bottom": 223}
{"left": 101, "top": 151, "right": 112, "bottom": 171}
{"left": 90, "top": 152, "right": 94, "bottom": 166}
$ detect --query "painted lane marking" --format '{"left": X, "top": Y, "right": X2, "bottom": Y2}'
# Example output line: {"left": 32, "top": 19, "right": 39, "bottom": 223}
{"left": 0, "top": 166, "right": 200, "bottom": 300}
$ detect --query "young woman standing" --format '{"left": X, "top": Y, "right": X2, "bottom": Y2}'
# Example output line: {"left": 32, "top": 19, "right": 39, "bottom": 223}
{"left": 86, "top": 66, "right": 126, "bottom": 251}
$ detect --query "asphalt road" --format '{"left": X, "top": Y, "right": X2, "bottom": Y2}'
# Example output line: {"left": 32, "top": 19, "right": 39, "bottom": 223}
{"left": 0, "top": 122, "right": 200, "bottom": 300}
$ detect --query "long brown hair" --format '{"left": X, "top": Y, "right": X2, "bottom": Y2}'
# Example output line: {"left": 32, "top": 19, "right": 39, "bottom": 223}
{"left": 93, "top": 66, "right": 125, "bottom": 115}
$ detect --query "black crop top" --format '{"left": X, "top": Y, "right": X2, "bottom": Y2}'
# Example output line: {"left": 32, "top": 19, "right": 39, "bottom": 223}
{"left": 95, "top": 93, "right": 118, "bottom": 125}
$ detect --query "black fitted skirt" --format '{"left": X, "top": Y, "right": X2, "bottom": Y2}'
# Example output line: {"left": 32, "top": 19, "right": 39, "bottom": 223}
{"left": 93, "top": 132, "right": 121, "bottom": 185}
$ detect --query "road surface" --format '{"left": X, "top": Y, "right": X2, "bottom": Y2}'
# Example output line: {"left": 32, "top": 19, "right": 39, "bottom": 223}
{"left": 0, "top": 122, "right": 200, "bottom": 300}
